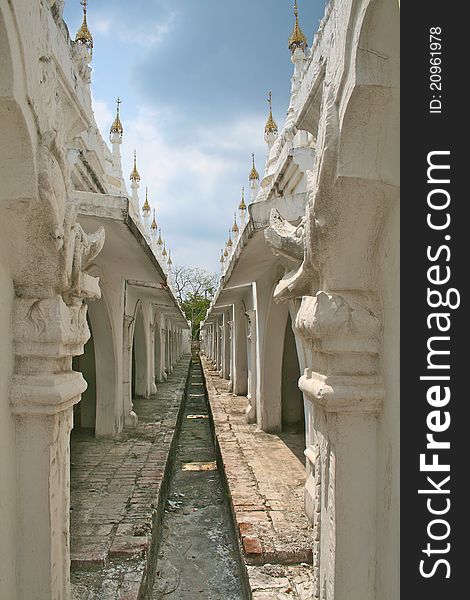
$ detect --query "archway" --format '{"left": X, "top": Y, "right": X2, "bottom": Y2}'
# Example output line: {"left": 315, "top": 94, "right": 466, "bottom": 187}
{"left": 72, "top": 316, "right": 96, "bottom": 433}
{"left": 86, "top": 293, "right": 118, "bottom": 436}
{"left": 281, "top": 314, "right": 304, "bottom": 433}
{"left": 154, "top": 318, "right": 163, "bottom": 383}
{"left": 279, "top": 314, "right": 306, "bottom": 464}
{"left": 233, "top": 304, "right": 248, "bottom": 396}
{"left": 258, "top": 292, "right": 289, "bottom": 432}
{"left": 132, "top": 304, "right": 148, "bottom": 401}
{"left": 70, "top": 292, "right": 118, "bottom": 437}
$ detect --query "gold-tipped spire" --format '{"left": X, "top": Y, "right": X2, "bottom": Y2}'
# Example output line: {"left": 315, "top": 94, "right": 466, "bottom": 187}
{"left": 167, "top": 251, "right": 173, "bottom": 266}
{"left": 130, "top": 149, "right": 140, "bottom": 182}
{"left": 110, "top": 97, "right": 124, "bottom": 136}
{"left": 162, "top": 243, "right": 167, "bottom": 257}
{"left": 232, "top": 212, "right": 239, "bottom": 234}
{"left": 142, "top": 187, "right": 151, "bottom": 214}
{"left": 223, "top": 247, "right": 229, "bottom": 258}
{"left": 75, "top": 0, "right": 93, "bottom": 53}
{"left": 220, "top": 249, "right": 225, "bottom": 264}
{"left": 265, "top": 91, "right": 278, "bottom": 136}
{"left": 227, "top": 229, "right": 233, "bottom": 248}
{"left": 151, "top": 209, "right": 158, "bottom": 231}
{"left": 288, "top": 0, "right": 308, "bottom": 53}
{"left": 249, "top": 153, "right": 259, "bottom": 182}
{"left": 239, "top": 186, "right": 247, "bottom": 211}
{"left": 157, "top": 228, "right": 163, "bottom": 246}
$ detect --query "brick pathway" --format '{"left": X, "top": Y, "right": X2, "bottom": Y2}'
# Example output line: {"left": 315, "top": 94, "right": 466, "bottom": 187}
{"left": 70, "top": 356, "right": 190, "bottom": 600}
{"left": 201, "top": 358, "right": 314, "bottom": 599}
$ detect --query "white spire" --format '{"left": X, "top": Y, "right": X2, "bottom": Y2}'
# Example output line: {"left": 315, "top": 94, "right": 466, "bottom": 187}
{"left": 238, "top": 186, "right": 247, "bottom": 228}
{"left": 110, "top": 97, "right": 124, "bottom": 176}
{"left": 264, "top": 91, "right": 278, "bottom": 151}
{"left": 130, "top": 149, "right": 141, "bottom": 220}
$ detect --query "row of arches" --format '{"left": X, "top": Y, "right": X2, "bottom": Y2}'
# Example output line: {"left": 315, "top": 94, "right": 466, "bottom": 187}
{"left": 202, "top": 285, "right": 305, "bottom": 442}
{"left": 72, "top": 293, "right": 187, "bottom": 436}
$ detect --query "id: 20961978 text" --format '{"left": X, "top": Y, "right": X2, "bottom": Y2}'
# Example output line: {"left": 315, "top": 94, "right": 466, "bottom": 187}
{"left": 429, "top": 27, "right": 443, "bottom": 114}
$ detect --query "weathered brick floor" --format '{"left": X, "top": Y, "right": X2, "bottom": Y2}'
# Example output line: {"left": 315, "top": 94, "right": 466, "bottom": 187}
{"left": 70, "top": 356, "right": 190, "bottom": 600}
{"left": 201, "top": 358, "right": 314, "bottom": 599}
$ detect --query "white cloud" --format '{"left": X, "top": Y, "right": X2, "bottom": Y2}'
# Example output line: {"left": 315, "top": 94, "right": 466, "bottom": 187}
{"left": 90, "top": 10, "right": 177, "bottom": 48}
{"left": 93, "top": 17, "right": 111, "bottom": 35}
{"left": 91, "top": 95, "right": 114, "bottom": 135}
{"left": 92, "top": 98, "right": 266, "bottom": 272}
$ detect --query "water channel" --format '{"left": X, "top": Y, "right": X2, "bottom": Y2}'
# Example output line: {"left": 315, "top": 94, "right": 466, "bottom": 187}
{"left": 149, "top": 357, "right": 248, "bottom": 599}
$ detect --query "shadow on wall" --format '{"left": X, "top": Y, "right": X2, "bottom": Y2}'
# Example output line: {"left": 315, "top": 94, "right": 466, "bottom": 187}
{"left": 279, "top": 314, "right": 305, "bottom": 464}
{"left": 72, "top": 317, "right": 96, "bottom": 434}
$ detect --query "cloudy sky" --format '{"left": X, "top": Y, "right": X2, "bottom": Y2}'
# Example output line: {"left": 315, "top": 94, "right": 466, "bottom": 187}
{"left": 64, "top": 0, "right": 327, "bottom": 273}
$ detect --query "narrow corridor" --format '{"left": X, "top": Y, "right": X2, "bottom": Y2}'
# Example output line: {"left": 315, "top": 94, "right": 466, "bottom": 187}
{"left": 150, "top": 357, "right": 247, "bottom": 599}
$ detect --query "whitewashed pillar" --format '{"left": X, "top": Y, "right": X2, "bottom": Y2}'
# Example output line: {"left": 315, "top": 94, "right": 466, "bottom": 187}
{"left": 10, "top": 296, "right": 88, "bottom": 600}
{"left": 122, "top": 314, "right": 138, "bottom": 428}
{"left": 297, "top": 291, "right": 383, "bottom": 600}
{"left": 245, "top": 309, "right": 257, "bottom": 423}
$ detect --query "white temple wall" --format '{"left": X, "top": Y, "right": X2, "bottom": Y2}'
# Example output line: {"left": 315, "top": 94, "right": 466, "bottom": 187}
{"left": 254, "top": 269, "right": 290, "bottom": 432}
{"left": 0, "top": 261, "right": 16, "bottom": 600}
{"left": 153, "top": 311, "right": 165, "bottom": 383}
{"left": 182, "top": 328, "right": 191, "bottom": 355}
{"left": 85, "top": 289, "right": 120, "bottom": 436}
{"left": 375, "top": 200, "right": 400, "bottom": 599}
{"left": 232, "top": 300, "right": 248, "bottom": 396}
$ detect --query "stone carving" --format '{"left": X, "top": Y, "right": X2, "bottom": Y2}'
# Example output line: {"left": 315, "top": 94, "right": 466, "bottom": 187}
{"left": 312, "top": 441, "right": 322, "bottom": 599}
{"left": 38, "top": 133, "right": 68, "bottom": 251}
{"left": 264, "top": 208, "right": 305, "bottom": 262}
{"left": 295, "top": 291, "right": 381, "bottom": 350}
{"left": 265, "top": 85, "right": 339, "bottom": 303}
{"left": 63, "top": 222, "right": 105, "bottom": 305}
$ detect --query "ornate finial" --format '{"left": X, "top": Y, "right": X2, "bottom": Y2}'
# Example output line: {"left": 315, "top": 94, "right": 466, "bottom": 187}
{"left": 220, "top": 249, "right": 225, "bottom": 264}
{"left": 157, "top": 228, "right": 163, "bottom": 246}
{"left": 265, "top": 91, "right": 278, "bottom": 135}
{"left": 151, "top": 209, "right": 158, "bottom": 231}
{"left": 76, "top": 0, "right": 93, "bottom": 53}
{"left": 249, "top": 153, "right": 259, "bottom": 182}
{"left": 227, "top": 229, "right": 233, "bottom": 248}
{"left": 130, "top": 149, "right": 140, "bottom": 182}
{"left": 167, "top": 251, "right": 173, "bottom": 266}
{"left": 110, "top": 97, "right": 124, "bottom": 136}
{"left": 239, "top": 186, "right": 247, "bottom": 211}
{"left": 142, "top": 187, "right": 151, "bottom": 214}
{"left": 232, "top": 212, "right": 239, "bottom": 234}
{"left": 223, "top": 247, "right": 229, "bottom": 258}
{"left": 162, "top": 242, "right": 167, "bottom": 257}
{"left": 288, "top": 0, "right": 308, "bottom": 53}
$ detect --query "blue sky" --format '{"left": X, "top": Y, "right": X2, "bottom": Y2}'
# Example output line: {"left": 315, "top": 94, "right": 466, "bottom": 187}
{"left": 64, "top": 0, "right": 327, "bottom": 273}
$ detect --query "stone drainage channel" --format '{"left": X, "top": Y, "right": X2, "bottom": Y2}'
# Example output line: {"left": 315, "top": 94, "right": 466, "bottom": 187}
{"left": 148, "top": 356, "right": 249, "bottom": 599}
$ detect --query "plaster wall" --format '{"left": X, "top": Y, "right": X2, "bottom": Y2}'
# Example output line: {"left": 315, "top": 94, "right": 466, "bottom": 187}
{"left": 281, "top": 315, "right": 304, "bottom": 429}
{"left": 74, "top": 331, "right": 96, "bottom": 430}
{"left": 256, "top": 269, "right": 290, "bottom": 432}
{"left": 86, "top": 266, "right": 124, "bottom": 436}
{"left": 0, "top": 260, "right": 16, "bottom": 600}
{"left": 375, "top": 201, "right": 400, "bottom": 599}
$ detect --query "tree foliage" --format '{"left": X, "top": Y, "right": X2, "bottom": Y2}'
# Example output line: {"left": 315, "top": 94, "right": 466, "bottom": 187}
{"left": 173, "top": 266, "right": 218, "bottom": 339}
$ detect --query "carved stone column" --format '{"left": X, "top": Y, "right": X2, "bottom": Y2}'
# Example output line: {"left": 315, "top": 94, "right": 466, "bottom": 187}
{"left": 123, "top": 314, "right": 138, "bottom": 428}
{"left": 162, "top": 327, "right": 168, "bottom": 375}
{"left": 245, "top": 309, "right": 257, "bottom": 423}
{"left": 149, "top": 320, "right": 158, "bottom": 395}
{"left": 296, "top": 291, "right": 383, "bottom": 600}
{"left": 211, "top": 323, "right": 216, "bottom": 363}
{"left": 232, "top": 302, "right": 248, "bottom": 396}
{"left": 10, "top": 296, "right": 89, "bottom": 600}
{"left": 221, "top": 312, "right": 231, "bottom": 380}
{"left": 169, "top": 327, "right": 174, "bottom": 373}
{"left": 217, "top": 321, "right": 224, "bottom": 376}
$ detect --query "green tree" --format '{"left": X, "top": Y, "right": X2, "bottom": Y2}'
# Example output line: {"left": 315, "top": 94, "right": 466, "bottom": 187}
{"left": 173, "top": 266, "right": 218, "bottom": 340}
